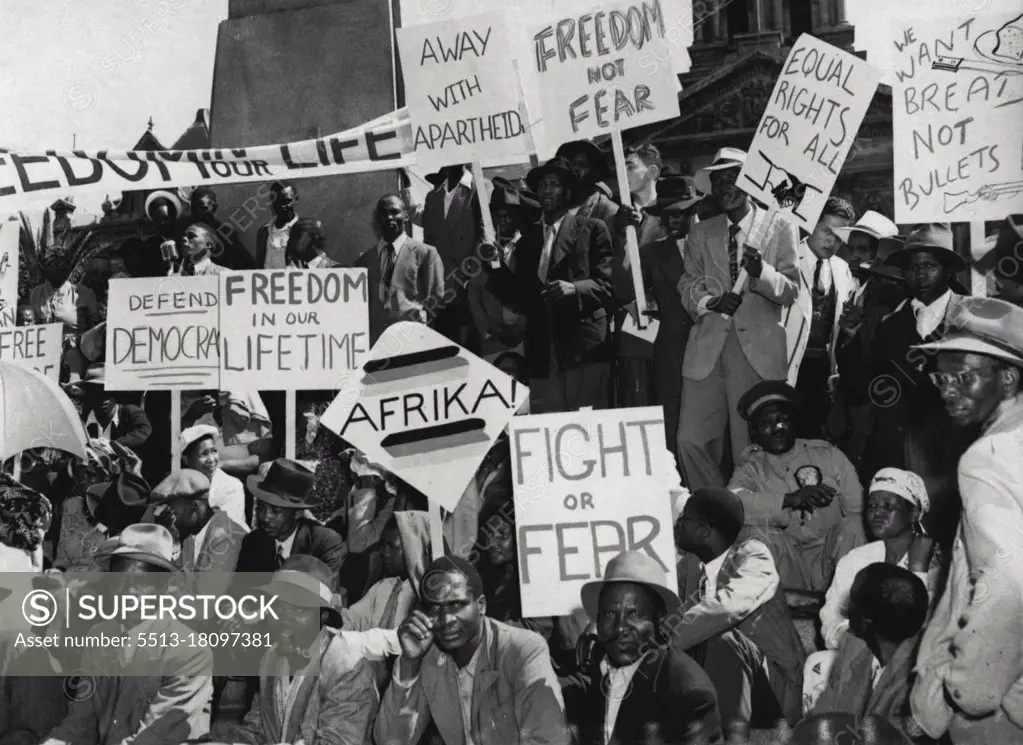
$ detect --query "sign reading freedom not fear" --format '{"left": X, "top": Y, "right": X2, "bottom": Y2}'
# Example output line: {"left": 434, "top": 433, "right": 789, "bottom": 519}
{"left": 510, "top": 407, "right": 677, "bottom": 617}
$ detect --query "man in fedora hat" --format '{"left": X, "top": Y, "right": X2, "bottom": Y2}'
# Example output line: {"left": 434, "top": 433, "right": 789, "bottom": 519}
{"left": 908, "top": 297, "right": 1023, "bottom": 745}
{"left": 212, "top": 555, "right": 379, "bottom": 745}
{"left": 491, "top": 156, "right": 613, "bottom": 412}
{"left": 70, "top": 364, "right": 152, "bottom": 453}
{"left": 563, "top": 550, "right": 723, "bottom": 744}
{"left": 863, "top": 223, "right": 966, "bottom": 480}
{"left": 993, "top": 213, "right": 1023, "bottom": 306}
{"left": 127, "top": 189, "right": 187, "bottom": 278}
{"left": 555, "top": 139, "right": 619, "bottom": 234}
{"left": 375, "top": 555, "right": 569, "bottom": 745}
{"left": 641, "top": 174, "right": 704, "bottom": 460}
{"left": 235, "top": 458, "right": 345, "bottom": 582}
{"left": 43, "top": 524, "right": 214, "bottom": 745}
{"left": 678, "top": 147, "right": 800, "bottom": 491}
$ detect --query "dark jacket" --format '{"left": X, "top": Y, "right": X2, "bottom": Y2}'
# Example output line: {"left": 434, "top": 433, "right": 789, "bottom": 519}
{"left": 88, "top": 403, "right": 152, "bottom": 453}
{"left": 574, "top": 185, "right": 619, "bottom": 236}
{"left": 194, "top": 216, "right": 254, "bottom": 270}
{"left": 564, "top": 645, "right": 724, "bottom": 745}
{"left": 490, "top": 214, "right": 614, "bottom": 378}
{"left": 235, "top": 518, "right": 346, "bottom": 589}
{"left": 422, "top": 180, "right": 482, "bottom": 301}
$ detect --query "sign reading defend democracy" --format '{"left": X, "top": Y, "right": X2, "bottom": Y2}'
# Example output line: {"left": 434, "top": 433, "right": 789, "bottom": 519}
{"left": 320, "top": 322, "right": 527, "bottom": 511}
{"left": 510, "top": 407, "right": 677, "bottom": 617}
{"left": 0, "top": 323, "right": 62, "bottom": 382}
{"left": 219, "top": 269, "right": 370, "bottom": 391}
{"left": 105, "top": 276, "right": 220, "bottom": 391}
{"left": 528, "top": 0, "right": 681, "bottom": 144}
{"left": 397, "top": 12, "right": 529, "bottom": 169}
{"left": 739, "top": 34, "right": 881, "bottom": 232}
{"left": 889, "top": 12, "right": 1023, "bottom": 223}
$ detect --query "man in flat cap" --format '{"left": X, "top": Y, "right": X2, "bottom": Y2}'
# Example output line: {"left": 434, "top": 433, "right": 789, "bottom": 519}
{"left": 727, "top": 381, "right": 865, "bottom": 598}
{"left": 909, "top": 297, "right": 1023, "bottom": 745}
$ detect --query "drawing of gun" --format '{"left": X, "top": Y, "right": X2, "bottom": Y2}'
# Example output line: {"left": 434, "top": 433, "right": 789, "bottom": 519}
{"left": 0, "top": 253, "right": 9, "bottom": 284}
{"left": 933, "top": 56, "right": 1023, "bottom": 76}
{"left": 943, "top": 180, "right": 1023, "bottom": 213}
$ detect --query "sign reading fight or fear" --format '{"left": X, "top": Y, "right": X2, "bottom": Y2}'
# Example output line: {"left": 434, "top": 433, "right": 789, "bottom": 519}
{"left": 510, "top": 406, "right": 677, "bottom": 617}
{"left": 319, "top": 322, "right": 528, "bottom": 510}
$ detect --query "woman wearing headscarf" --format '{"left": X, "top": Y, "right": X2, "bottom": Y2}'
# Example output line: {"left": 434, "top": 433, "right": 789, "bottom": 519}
{"left": 179, "top": 424, "right": 248, "bottom": 529}
{"left": 0, "top": 477, "right": 53, "bottom": 573}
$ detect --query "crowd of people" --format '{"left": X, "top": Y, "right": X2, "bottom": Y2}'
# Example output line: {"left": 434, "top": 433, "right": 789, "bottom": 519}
{"left": 1, "top": 132, "right": 1022, "bottom": 745}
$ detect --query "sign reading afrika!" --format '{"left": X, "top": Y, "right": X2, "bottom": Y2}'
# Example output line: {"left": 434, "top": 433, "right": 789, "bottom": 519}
{"left": 319, "top": 322, "right": 528, "bottom": 511}
{"left": 219, "top": 269, "right": 370, "bottom": 391}
{"left": 0, "top": 323, "right": 63, "bottom": 382}
{"left": 509, "top": 406, "right": 677, "bottom": 617}
{"left": 528, "top": 0, "right": 681, "bottom": 144}
{"left": 739, "top": 34, "right": 882, "bottom": 232}
{"left": 397, "top": 11, "right": 529, "bottom": 169}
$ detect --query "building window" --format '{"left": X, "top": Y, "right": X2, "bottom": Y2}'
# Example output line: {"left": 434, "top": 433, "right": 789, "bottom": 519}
{"left": 788, "top": 0, "right": 812, "bottom": 38}
{"left": 727, "top": 0, "right": 750, "bottom": 36}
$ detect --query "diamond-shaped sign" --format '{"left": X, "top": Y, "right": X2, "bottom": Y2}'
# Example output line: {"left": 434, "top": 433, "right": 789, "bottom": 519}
{"left": 319, "top": 322, "right": 528, "bottom": 510}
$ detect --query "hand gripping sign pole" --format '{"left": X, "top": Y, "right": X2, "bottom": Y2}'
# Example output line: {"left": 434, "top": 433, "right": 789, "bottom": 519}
{"left": 719, "top": 203, "right": 782, "bottom": 321}
{"left": 611, "top": 130, "right": 649, "bottom": 330}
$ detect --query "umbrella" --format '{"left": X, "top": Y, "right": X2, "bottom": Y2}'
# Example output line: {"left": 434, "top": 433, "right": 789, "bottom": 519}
{"left": 0, "top": 361, "right": 89, "bottom": 462}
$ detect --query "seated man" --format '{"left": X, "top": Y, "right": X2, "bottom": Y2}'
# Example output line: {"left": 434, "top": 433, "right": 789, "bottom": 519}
{"left": 812, "top": 563, "right": 929, "bottom": 741}
{"left": 565, "top": 551, "right": 724, "bottom": 745}
{"left": 728, "top": 381, "right": 865, "bottom": 597}
{"left": 674, "top": 487, "right": 806, "bottom": 724}
{"left": 374, "top": 556, "right": 570, "bottom": 745}
{"left": 211, "top": 555, "right": 378, "bottom": 745}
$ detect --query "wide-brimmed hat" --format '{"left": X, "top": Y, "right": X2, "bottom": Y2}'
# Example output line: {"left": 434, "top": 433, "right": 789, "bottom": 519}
{"left": 650, "top": 175, "right": 704, "bottom": 214}
{"left": 914, "top": 296, "right": 1023, "bottom": 368}
{"left": 86, "top": 471, "right": 151, "bottom": 532}
{"left": 994, "top": 214, "right": 1023, "bottom": 282}
{"left": 179, "top": 424, "right": 219, "bottom": 455}
{"left": 737, "top": 380, "right": 801, "bottom": 421}
{"left": 424, "top": 170, "right": 447, "bottom": 187}
{"left": 581, "top": 550, "right": 681, "bottom": 618}
{"left": 150, "top": 469, "right": 211, "bottom": 506}
{"left": 832, "top": 210, "right": 899, "bottom": 244}
{"left": 94, "top": 523, "right": 180, "bottom": 572}
{"left": 489, "top": 181, "right": 541, "bottom": 214}
{"left": 884, "top": 223, "right": 966, "bottom": 272}
{"left": 144, "top": 190, "right": 183, "bottom": 219}
{"left": 258, "top": 554, "right": 342, "bottom": 627}
{"left": 526, "top": 157, "right": 579, "bottom": 196}
{"left": 694, "top": 147, "right": 746, "bottom": 193}
{"left": 554, "top": 140, "right": 611, "bottom": 180}
{"left": 69, "top": 364, "right": 106, "bottom": 389}
{"left": 247, "top": 458, "right": 318, "bottom": 509}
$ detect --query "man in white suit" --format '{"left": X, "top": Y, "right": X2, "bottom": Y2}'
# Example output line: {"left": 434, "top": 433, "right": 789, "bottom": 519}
{"left": 677, "top": 148, "right": 800, "bottom": 490}
{"left": 784, "top": 197, "right": 857, "bottom": 437}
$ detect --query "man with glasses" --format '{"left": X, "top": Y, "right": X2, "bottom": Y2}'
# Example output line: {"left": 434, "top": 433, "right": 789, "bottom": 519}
{"left": 678, "top": 148, "right": 800, "bottom": 491}
{"left": 908, "top": 297, "right": 1023, "bottom": 745}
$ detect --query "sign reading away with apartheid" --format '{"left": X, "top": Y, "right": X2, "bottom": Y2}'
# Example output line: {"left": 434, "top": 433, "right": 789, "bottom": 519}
{"left": 219, "top": 269, "right": 370, "bottom": 391}
{"left": 890, "top": 12, "right": 1023, "bottom": 223}
{"left": 739, "top": 34, "right": 881, "bottom": 232}
{"left": 397, "top": 11, "right": 529, "bottom": 169}
{"left": 510, "top": 406, "right": 677, "bottom": 617}
{"left": 0, "top": 323, "right": 62, "bottom": 382}
{"left": 105, "top": 276, "right": 221, "bottom": 391}
{"left": 320, "top": 322, "right": 527, "bottom": 511}
{"left": 528, "top": 0, "right": 681, "bottom": 145}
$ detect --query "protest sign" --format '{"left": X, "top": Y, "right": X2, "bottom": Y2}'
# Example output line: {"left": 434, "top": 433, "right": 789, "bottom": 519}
{"left": 320, "top": 322, "right": 527, "bottom": 511}
{"left": 890, "top": 12, "right": 1023, "bottom": 223}
{"left": 0, "top": 323, "right": 62, "bottom": 382}
{"left": 509, "top": 406, "right": 677, "bottom": 617}
{"left": 219, "top": 268, "right": 370, "bottom": 391}
{"left": 397, "top": 11, "right": 529, "bottom": 170}
{"left": 0, "top": 221, "right": 19, "bottom": 326}
{"left": 104, "top": 276, "right": 221, "bottom": 391}
{"left": 738, "top": 34, "right": 881, "bottom": 232}
{"left": 528, "top": 0, "right": 682, "bottom": 145}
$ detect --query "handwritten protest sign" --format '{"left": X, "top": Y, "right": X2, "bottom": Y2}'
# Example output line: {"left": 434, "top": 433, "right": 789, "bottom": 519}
{"left": 890, "top": 12, "right": 1023, "bottom": 223}
{"left": 105, "top": 276, "right": 220, "bottom": 391}
{"left": 528, "top": 0, "right": 682, "bottom": 145}
{"left": 0, "top": 323, "right": 62, "bottom": 382}
{"left": 510, "top": 406, "right": 677, "bottom": 617}
{"left": 397, "top": 12, "right": 529, "bottom": 170}
{"left": 738, "top": 34, "right": 881, "bottom": 232}
{"left": 219, "top": 268, "right": 370, "bottom": 391}
{"left": 320, "top": 322, "right": 527, "bottom": 511}
{"left": 0, "top": 221, "right": 19, "bottom": 327}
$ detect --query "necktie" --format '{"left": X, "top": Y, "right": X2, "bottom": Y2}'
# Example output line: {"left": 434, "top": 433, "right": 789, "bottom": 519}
{"left": 276, "top": 545, "right": 286, "bottom": 569}
{"left": 813, "top": 257, "right": 824, "bottom": 292}
{"left": 728, "top": 224, "right": 740, "bottom": 283}
{"left": 537, "top": 224, "right": 556, "bottom": 283}
{"left": 698, "top": 565, "right": 709, "bottom": 600}
{"left": 380, "top": 243, "right": 396, "bottom": 303}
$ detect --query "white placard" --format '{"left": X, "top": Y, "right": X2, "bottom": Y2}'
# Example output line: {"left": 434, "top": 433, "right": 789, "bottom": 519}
{"left": 0, "top": 323, "right": 62, "bottom": 382}
{"left": 0, "top": 222, "right": 20, "bottom": 327}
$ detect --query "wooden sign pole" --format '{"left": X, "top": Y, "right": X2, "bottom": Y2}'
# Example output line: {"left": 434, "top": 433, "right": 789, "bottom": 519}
{"left": 610, "top": 130, "right": 647, "bottom": 329}
{"left": 430, "top": 501, "right": 445, "bottom": 560}
{"left": 471, "top": 161, "right": 495, "bottom": 245}
{"left": 970, "top": 220, "right": 987, "bottom": 297}
{"left": 170, "top": 391, "right": 182, "bottom": 473}
{"left": 285, "top": 390, "right": 297, "bottom": 460}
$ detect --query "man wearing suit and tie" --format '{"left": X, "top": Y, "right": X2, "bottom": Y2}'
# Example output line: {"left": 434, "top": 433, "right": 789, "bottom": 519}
{"left": 355, "top": 194, "right": 445, "bottom": 344}
{"left": 501, "top": 157, "right": 614, "bottom": 413}
{"left": 677, "top": 148, "right": 800, "bottom": 490}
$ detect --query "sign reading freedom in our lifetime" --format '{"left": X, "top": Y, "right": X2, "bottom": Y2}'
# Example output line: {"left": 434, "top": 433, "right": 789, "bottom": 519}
{"left": 397, "top": 11, "right": 529, "bottom": 169}
{"left": 528, "top": 0, "right": 681, "bottom": 145}
{"left": 510, "top": 406, "right": 677, "bottom": 617}
{"left": 219, "top": 269, "right": 370, "bottom": 391}
{"left": 0, "top": 323, "right": 62, "bottom": 382}
{"left": 739, "top": 34, "right": 881, "bottom": 232}
{"left": 105, "top": 276, "right": 220, "bottom": 391}
{"left": 319, "top": 322, "right": 528, "bottom": 511}
{"left": 889, "top": 12, "right": 1023, "bottom": 223}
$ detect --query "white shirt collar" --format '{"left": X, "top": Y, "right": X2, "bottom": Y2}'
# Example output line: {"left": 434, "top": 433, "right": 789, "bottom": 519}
{"left": 911, "top": 289, "right": 952, "bottom": 339}
{"left": 377, "top": 231, "right": 408, "bottom": 256}
{"left": 542, "top": 215, "right": 565, "bottom": 234}
{"left": 444, "top": 169, "right": 473, "bottom": 193}
{"left": 276, "top": 528, "right": 298, "bottom": 558}
{"left": 192, "top": 516, "right": 215, "bottom": 563}
{"left": 268, "top": 215, "right": 298, "bottom": 234}
{"left": 702, "top": 551, "right": 728, "bottom": 597}
{"left": 729, "top": 204, "right": 756, "bottom": 238}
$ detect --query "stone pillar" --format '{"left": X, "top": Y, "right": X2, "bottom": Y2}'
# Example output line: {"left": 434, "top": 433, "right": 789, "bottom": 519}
{"left": 834, "top": 0, "right": 847, "bottom": 25}
{"left": 712, "top": 5, "right": 722, "bottom": 41}
{"left": 753, "top": 0, "right": 763, "bottom": 32}
{"left": 775, "top": 0, "right": 786, "bottom": 35}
